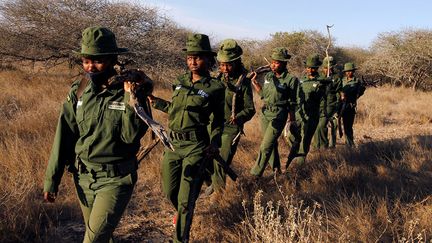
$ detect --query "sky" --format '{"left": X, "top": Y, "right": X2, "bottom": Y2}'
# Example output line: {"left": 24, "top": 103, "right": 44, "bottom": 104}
{"left": 140, "top": 0, "right": 432, "bottom": 48}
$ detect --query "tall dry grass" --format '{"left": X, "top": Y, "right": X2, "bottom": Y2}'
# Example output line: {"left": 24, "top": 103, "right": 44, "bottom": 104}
{"left": 0, "top": 69, "right": 431, "bottom": 242}
{"left": 0, "top": 68, "right": 82, "bottom": 242}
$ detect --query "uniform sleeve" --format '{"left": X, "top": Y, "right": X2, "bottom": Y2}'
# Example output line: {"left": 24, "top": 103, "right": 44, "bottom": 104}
{"left": 152, "top": 83, "right": 176, "bottom": 113}
{"left": 209, "top": 86, "right": 225, "bottom": 146}
{"left": 152, "top": 98, "right": 171, "bottom": 113}
{"left": 296, "top": 81, "right": 307, "bottom": 122}
{"left": 235, "top": 79, "right": 255, "bottom": 125}
{"left": 43, "top": 92, "right": 78, "bottom": 193}
{"left": 289, "top": 77, "right": 300, "bottom": 113}
{"left": 357, "top": 83, "right": 366, "bottom": 98}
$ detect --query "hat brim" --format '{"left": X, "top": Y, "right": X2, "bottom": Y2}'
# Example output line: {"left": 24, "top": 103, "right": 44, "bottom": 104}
{"left": 272, "top": 58, "right": 290, "bottom": 62}
{"left": 183, "top": 49, "right": 217, "bottom": 56}
{"left": 216, "top": 55, "right": 241, "bottom": 63}
{"left": 304, "top": 61, "right": 322, "bottom": 68}
{"left": 72, "top": 48, "right": 130, "bottom": 56}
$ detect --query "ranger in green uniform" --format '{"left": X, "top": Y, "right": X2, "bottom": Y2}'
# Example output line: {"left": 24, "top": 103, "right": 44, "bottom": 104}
{"left": 149, "top": 33, "right": 224, "bottom": 243}
{"left": 208, "top": 39, "right": 255, "bottom": 192}
{"left": 43, "top": 27, "right": 149, "bottom": 243}
{"left": 312, "top": 56, "right": 342, "bottom": 149}
{"left": 341, "top": 62, "right": 365, "bottom": 147}
{"left": 250, "top": 47, "right": 298, "bottom": 177}
{"left": 286, "top": 54, "right": 326, "bottom": 172}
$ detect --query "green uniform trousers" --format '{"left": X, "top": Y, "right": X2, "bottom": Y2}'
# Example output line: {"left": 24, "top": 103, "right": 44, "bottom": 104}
{"left": 74, "top": 165, "right": 137, "bottom": 243}
{"left": 342, "top": 107, "right": 356, "bottom": 147}
{"left": 287, "top": 116, "right": 319, "bottom": 167}
{"left": 161, "top": 136, "right": 208, "bottom": 243}
{"left": 313, "top": 106, "right": 338, "bottom": 149}
{"left": 251, "top": 107, "right": 288, "bottom": 176}
{"left": 211, "top": 125, "right": 241, "bottom": 190}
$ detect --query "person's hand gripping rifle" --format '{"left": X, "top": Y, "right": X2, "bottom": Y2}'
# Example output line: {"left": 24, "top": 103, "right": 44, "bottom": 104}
{"left": 113, "top": 67, "right": 175, "bottom": 151}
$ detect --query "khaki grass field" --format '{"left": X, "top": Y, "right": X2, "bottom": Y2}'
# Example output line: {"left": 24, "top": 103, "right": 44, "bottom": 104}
{"left": 0, "top": 67, "right": 431, "bottom": 242}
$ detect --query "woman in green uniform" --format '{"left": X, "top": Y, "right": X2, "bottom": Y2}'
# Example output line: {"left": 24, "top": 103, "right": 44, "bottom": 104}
{"left": 250, "top": 47, "right": 298, "bottom": 177}
{"left": 341, "top": 62, "right": 365, "bottom": 147}
{"left": 208, "top": 39, "right": 255, "bottom": 192}
{"left": 149, "top": 33, "right": 225, "bottom": 243}
{"left": 43, "top": 26, "right": 149, "bottom": 242}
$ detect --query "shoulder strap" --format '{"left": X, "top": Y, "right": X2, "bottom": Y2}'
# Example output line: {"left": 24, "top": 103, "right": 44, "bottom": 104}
{"left": 231, "top": 74, "right": 246, "bottom": 119}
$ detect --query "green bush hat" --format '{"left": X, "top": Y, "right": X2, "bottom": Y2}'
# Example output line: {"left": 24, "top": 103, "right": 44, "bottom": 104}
{"left": 322, "top": 56, "right": 336, "bottom": 68}
{"left": 182, "top": 33, "right": 216, "bottom": 56}
{"left": 271, "top": 47, "right": 291, "bottom": 62}
{"left": 305, "top": 54, "right": 322, "bottom": 68}
{"left": 343, "top": 62, "right": 357, "bottom": 72}
{"left": 216, "top": 39, "right": 243, "bottom": 62}
{"left": 73, "top": 26, "right": 128, "bottom": 56}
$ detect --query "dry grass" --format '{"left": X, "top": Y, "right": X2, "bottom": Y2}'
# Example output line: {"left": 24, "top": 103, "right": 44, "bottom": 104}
{"left": 0, "top": 69, "right": 431, "bottom": 242}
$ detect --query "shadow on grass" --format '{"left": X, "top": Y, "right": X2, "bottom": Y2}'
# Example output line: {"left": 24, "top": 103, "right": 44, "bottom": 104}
{"left": 302, "top": 134, "right": 432, "bottom": 204}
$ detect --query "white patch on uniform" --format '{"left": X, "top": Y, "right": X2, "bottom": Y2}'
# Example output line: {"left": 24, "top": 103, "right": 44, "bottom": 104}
{"left": 197, "top": 89, "right": 209, "bottom": 98}
{"left": 175, "top": 85, "right": 182, "bottom": 90}
{"left": 108, "top": 101, "right": 126, "bottom": 111}
{"left": 77, "top": 100, "right": 83, "bottom": 108}
{"left": 313, "top": 83, "right": 318, "bottom": 87}
{"left": 264, "top": 79, "right": 270, "bottom": 84}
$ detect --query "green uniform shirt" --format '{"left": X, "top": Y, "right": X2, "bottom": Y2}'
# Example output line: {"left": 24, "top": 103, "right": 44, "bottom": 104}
{"left": 153, "top": 71, "right": 225, "bottom": 144}
{"left": 342, "top": 77, "right": 366, "bottom": 105}
{"left": 219, "top": 72, "right": 255, "bottom": 127}
{"left": 297, "top": 75, "right": 327, "bottom": 121}
{"left": 319, "top": 73, "right": 343, "bottom": 116}
{"left": 44, "top": 77, "right": 148, "bottom": 193}
{"left": 260, "top": 70, "right": 298, "bottom": 112}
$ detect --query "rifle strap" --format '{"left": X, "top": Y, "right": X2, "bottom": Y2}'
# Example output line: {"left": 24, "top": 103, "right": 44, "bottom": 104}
{"left": 231, "top": 74, "right": 245, "bottom": 120}
{"left": 76, "top": 76, "right": 90, "bottom": 101}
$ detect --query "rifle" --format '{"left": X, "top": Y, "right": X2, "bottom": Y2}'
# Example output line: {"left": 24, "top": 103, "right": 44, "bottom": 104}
{"left": 336, "top": 100, "right": 347, "bottom": 138}
{"left": 111, "top": 61, "right": 174, "bottom": 151}
{"left": 231, "top": 130, "right": 243, "bottom": 146}
{"left": 136, "top": 98, "right": 162, "bottom": 163}
{"left": 213, "top": 153, "right": 238, "bottom": 181}
{"left": 182, "top": 147, "right": 238, "bottom": 242}
{"left": 246, "top": 64, "right": 271, "bottom": 79}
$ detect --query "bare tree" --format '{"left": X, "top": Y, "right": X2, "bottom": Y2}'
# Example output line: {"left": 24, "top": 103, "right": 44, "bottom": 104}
{"left": 363, "top": 29, "right": 432, "bottom": 91}
{"left": 0, "top": 0, "right": 188, "bottom": 71}
{"left": 235, "top": 31, "right": 329, "bottom": 77}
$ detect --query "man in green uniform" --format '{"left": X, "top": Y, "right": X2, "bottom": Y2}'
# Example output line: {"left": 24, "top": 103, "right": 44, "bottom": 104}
{"left": 312, "top": 56, "right": 342, "bottom": 149}
{"left": 149, "top": 33, "right": 225, "bottom": 243}
{"left": 286, "top": 54, "right": 326, "bottom": 172}
{"left": 208, "top": 39, "right": 255, "bottom": 192}
{"left": 43, "top": 26, "right": 149, "bottom": 242}
{"left": 340, "top": 62, "right": 365, "bottom": 147}
{"left": 250, "top": 47, "right": 298, "bottom": 177}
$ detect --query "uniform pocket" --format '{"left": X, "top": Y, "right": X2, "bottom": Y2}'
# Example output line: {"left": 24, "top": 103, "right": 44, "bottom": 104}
{"left": 186, "top": 94, "right": 208, "bottom": 113}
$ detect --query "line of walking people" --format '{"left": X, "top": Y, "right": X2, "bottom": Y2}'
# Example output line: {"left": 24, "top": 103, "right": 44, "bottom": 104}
{"left": 43, "top": 27, "right": 366, "bottom": 242}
